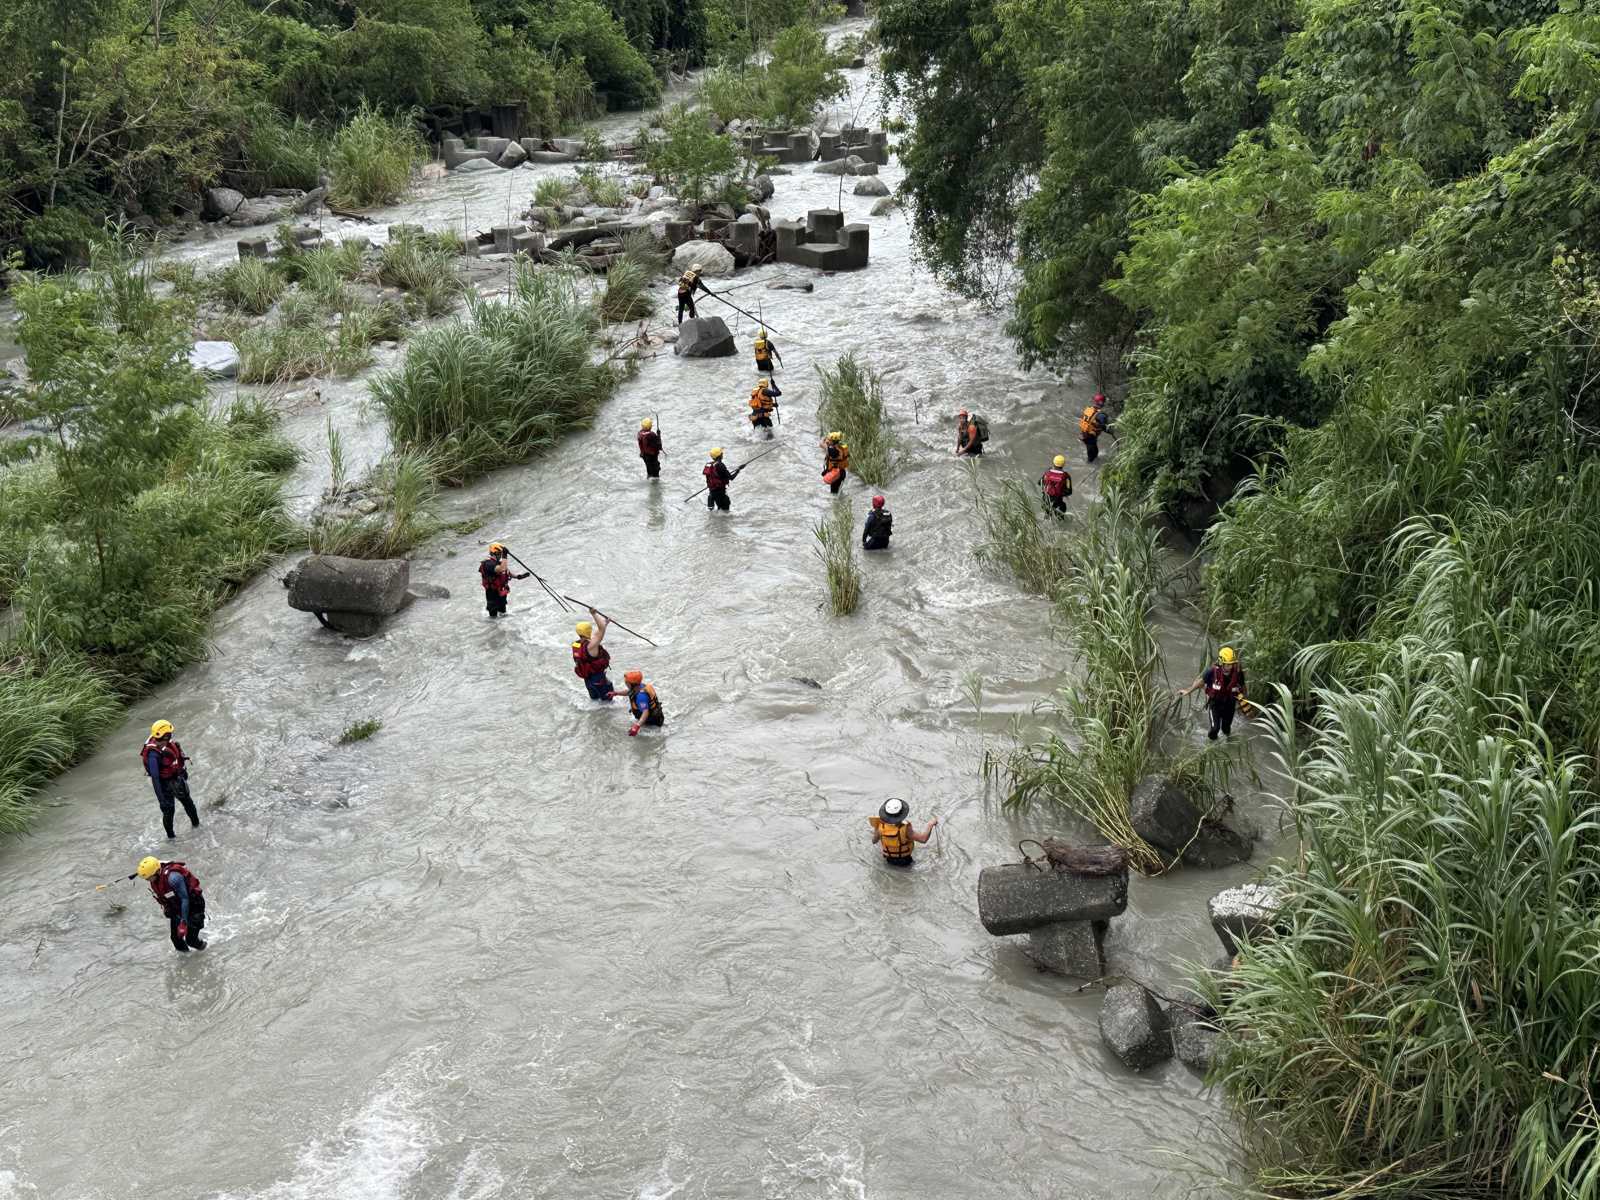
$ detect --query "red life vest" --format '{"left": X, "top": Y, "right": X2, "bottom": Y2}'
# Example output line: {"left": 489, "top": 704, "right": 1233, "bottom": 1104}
{"left": 1205, "top": 664, "right": 1244, "bottom": 699}
{"left": 480, "top": 556, "right": 509, "bottom": 596}
{"left": 139, "top": 738, "right": 186, "bottom": 780}
{"left": 573, "top": 641, "right": 611, "bottom": 679}
{"left": 148, "top": 861, "right": 202, "bottom": 911}
{"left": 703, "top": 461, "right": 728, "bottom": 490}
{"left": 1042, "top": 468, "right": 1071, "bottom": 499}
{"left": 638, "top": 430, "right": 661, "bottom": 455}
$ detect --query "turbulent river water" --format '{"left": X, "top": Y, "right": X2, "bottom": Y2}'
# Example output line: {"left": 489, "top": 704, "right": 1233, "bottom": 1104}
{"left": 0, "top": 33, "right": 1277, "bottom": 1199}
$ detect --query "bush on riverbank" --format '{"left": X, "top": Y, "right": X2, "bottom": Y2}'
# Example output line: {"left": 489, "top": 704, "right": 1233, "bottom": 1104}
{"left": 327, "top": 106, "right": 427, "bottom": 210}
{"left": 816, "top": 354, "right": 895, "bottom": 486}
{"left": 371, "top": 264, "right": 620, "bottom": 485}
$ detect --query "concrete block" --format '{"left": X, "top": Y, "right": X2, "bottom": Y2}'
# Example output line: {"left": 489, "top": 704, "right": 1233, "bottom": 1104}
{"left": 818, "top": 133, "right": 843, "bottom": 161}
{"left": 1100, "top": 984, "right": 1172, "bottom": 1071}
{"left": 510, "top": 231, "right": 544, "bottom": 256}
{"left": 728, "top": 213, "right": 760, "bottom": 259}
{"left": 474, "top": 136, "right": 510, "bottom": 161}
{"left": 236, "top": 237, "right": 271, "bottom": 260}
{"left": 527, "top": 150, "right": 577, "bottom": 164}
{"left": 492, "top": 223, "right": 526, "bottom": 254}
{"left": 839, "top": 224, "right": 870, "bottom": 270}
{"left": 806, "top": 208, "right": 844, "bottom": 243}
{"left": 1023, "top": 920, "right": 1107, "bottom": 978}
{"left": 664, "top": 219, "right": 696, "bottom": 248}
{"left": 977, "top": 862, "right": 1129, "bottom": 936}
{"left": 1209, "top": 883, "right": 1284, "bottom": 956}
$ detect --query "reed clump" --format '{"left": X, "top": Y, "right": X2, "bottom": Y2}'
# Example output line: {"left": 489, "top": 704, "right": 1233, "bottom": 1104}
{"left": 813, "top": 498, "right": 862, "bottom": 615}
{"left": 815, "top": 354, "right": 896, "bottom": 486}
{"left": 326, "top": 105, "right": 426, "bottom": 209}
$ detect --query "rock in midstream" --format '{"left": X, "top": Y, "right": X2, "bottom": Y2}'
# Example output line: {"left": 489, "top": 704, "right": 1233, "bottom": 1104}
{"left": 1207, "top": 882, "right": 1284, "bottom": 956}
{"left": 1099, "top": 983, "right": 1172, "bottom": 1071}
{"left": 1168, "top": 1005, "right": 1221, "bottom": 1075}
{"left": 672, "top": 317, "right": 736, "bottom": 358}
{"left": 284, "top": 556, "right": 410, "bottom": 618}
{"left": 976, "top": 862, "right": 1128, "bottom": 937}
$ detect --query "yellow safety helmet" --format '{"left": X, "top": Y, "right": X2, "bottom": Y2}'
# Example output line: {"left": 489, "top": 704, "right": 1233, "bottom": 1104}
{"left": 827, "top": 431, "right": 842, "bottom": 442}
{"left": 710, "top": 447, "right": 724, "bottom": 459}
{"left": 1053, "top": 455, "right": 1066, "bottom": 468}
{"left": 488, "top": 543, "right": 505, "bottom": 555}
{"left": 755, "top": 379, "right": 769, "bottom": 390}
{"left": 758, "top": 327, "right": 767, "bottom": 337}
{"left": 137, "top": 856, "right": 161, "bottom": 879}
{"left": 640, "top": 417, "right": 653, "bottom": 430}
{"left": 576, "top": 621, "right": 593, "bottom": 638}
{"left": 150, "top": 720, "right": 173, "bottom": 738}
{"left": 1219, "top": 646, "right": 1237, "bottom": 664}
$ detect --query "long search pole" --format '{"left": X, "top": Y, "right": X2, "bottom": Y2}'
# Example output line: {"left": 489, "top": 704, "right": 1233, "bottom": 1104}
{"left": 681, "top": 443, "right": 783, "bottom": 503}
{"left": 560, "top": 598, "right": 657, "bottom": 647}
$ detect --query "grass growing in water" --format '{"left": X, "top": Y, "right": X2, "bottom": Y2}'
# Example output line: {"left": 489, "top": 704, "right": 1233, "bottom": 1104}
{"left": 327, "top": 105, "right": 426, "bottom": 209}
{"left": 371, "top": 264, "right": 620, "bottom": 484}
{"left": 211, "top": 258, "right": 285, "bottom": 315}
{"left": 598, "top": 254, "right": 656, "bottom": 323}
{"left": 309, "top": 450, "right": 440, "bottom": 559}
{"left": 534, "top": 175, "right": 578, "bottom": 209}
{"left": 337, "top": 718, "right": 383, "bottom": 744}
{"left": 813, "top": 499, "right": 862, "bottom": 615}
{"left": 0, "top": 660, "right": 122, "bottom": 836}
{"left": 975, "top": 475, "right": 1074, "bottom": 596}
{"left": 816, "top": 354, "right": 896, "bottom": 486}
{"left": 376, "top": 234, "right": 464, "bottom": 318}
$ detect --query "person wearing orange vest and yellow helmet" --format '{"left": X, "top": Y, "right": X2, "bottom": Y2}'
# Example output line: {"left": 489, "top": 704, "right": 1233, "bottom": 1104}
{"left": 820, "top": 431, "right": 850, "bottom": 494}
{"left": 1079, "top": 393, "right": 1109, "bottom": 462}
{"left": 140, "top": 720, "right": 198, "bottom": 839}
{"left": 748, "top": 379, "right": 781, "bottom": 434}
{"left": 867, "top": 798, "right": 939, "bottom": 867}
{"left": 753, "top": 328, "right": 782, "bottom": 376}
{"left": 622, "top": 670, "right": 664, "bottom": 736}
{"left": 572, "top": 609, "right": 615, "bottom": 701}
{"left": 1040, "top": 455, "right": 1073, "bottom": 515}
{"left": 1178, "top": 646, "right": 1247, "bottom": 740}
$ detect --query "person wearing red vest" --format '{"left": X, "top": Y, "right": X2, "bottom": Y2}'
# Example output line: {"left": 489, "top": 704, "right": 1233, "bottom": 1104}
{"left": 137, "top": 855, "right": 206, "bottom": 952}
{"left": 638, "top": 417, "right": 663, "bottom": 479}
{"left": 1179, "top": 646, "right": 1247, "bottom": 740}
{"left": 479, "top": 543, "right": 529, "bottom": 619}
{"left": 1040, "top": 454, "right": 1073, "bottom": 516}
{"left": 140, "top": 719, "right": 198, "bottom": 839}
{"left": 703, "top": 447, "right": 738, "bottom": 512}
{"left": 572, "top": 609, "right": 615, "bottom": 701}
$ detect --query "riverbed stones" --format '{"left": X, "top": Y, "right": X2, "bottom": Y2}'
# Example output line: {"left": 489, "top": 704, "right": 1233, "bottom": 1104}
{"left": 871, "top": 196, "right": 899, "bottom": 216}
{"left": 284, "top": 556, "right": 410, "bottom": 625}
{"left": 189, "top": 341, "right": 240, "bottom": 379}
{"left": 454, "top": 158, "right": 501, "bottom": 174}
{"left": 498, "top": 139, "right": 528, "bottom": 169}
{"left": 853, "top": 177, "right": 890, "bottom": 197}
{"left": 752, "top": 174, "right": 776, "bottom": 202}
{"left": 229, "top": 196, "right": 295, "bottom": 227}
{"left": 1208, "top": 882, "right": 1284, "bottom": 956}
{"left": 1129, "top": 776, "right": 1256, "bottom": 868}
{"left": 672, "top": 316, "right": 736, "bottom": 358}
{"left": 814, "top": 155, "right": 863, "bottom": 176}
{"left": 671, "top": 240, "right": 736, "bottom": 276}
{"left": 204, "top": 187, "right": 245, "bottom": 218}
{"left": 1168, "top": 1005, "right": 1221, "bottom": 1075}
{"left": 1023, "top": 920, "right": 1107, "bottom": 978}
{"left": 977, "top": 861, "right": 1128, "bottom": 936}
{"left": 1099, "top": 984, "right": 1172, "bottom": 1070}
{"left": 236, "top": 236, "right": 271, "bottom": 260}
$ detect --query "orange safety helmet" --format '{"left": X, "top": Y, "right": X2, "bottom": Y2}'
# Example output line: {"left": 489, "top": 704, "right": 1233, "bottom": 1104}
{"left": 623, "top": 669, "right": 644, "bottom": 686}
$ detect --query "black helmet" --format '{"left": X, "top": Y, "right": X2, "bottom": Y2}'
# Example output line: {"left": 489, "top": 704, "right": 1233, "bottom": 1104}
{"left": 878, "top": 797, "right": 910, "bottom": 824}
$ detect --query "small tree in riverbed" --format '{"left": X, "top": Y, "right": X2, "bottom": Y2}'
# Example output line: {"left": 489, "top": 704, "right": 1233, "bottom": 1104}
{"left": 636, "top": 104, "right": 740, "bottom": 202}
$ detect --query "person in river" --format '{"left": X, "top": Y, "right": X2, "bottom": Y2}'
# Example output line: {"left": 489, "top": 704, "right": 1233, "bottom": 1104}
{"left": 1079, "top": 393, "right": 1109, "bottom": 463}
{"left": 1178, "top": 646, "right": 1247, "bottom": 740}
{"left": 479, "top": 543, "right": 529, "bottom": 619}
{"left": 820, "top": 431, "right": 850, "bottom": 494}
{"left": 1041, "top": 455, "right": 1073, "bottom": 516}
{"left": 622, "top": 670, "right": 664, "bottom": 736}
{"left": 862, "top": 495, "right": 893, "bottom": 550}
{"left": 749, "top": 379, "right": 780, "bottom": 434}
{"left": 753, "top": 327, "right": 782, "bottom": 376}
{"left": 867, "top": 799, "right": 939, "bottom": 867}
{"left": 637, "top": 417, "right": 663, "bottom": 479}
{"left": 138, "top": 855, "right": 206, "bottom": 953}
{"left": 140, "top": 720, "right": 199, "bottom": 840}
{"left": 572, "top": 610, "right": 615, "bottom": 701}
{"left": 676, "top": 264, "right": 713, "bottom": 323}
{"left": 703, "top": 447, "right": 739, "bottom": 512}
{"left": 954, "top": 409, "right": 986, "bottom": 457}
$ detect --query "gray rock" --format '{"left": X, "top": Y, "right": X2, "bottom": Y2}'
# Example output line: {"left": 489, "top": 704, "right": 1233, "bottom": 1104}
{"left": 1208, "top": 883, "right": 1284, "bottom": 957}
{"left": 870, "top": 196, "right": 900, "bottom": 216}
{"left": 1182, "top": 807, "right": 1258, "bottom": 870}
{"left": 976, "top": 861, "right": 1128, "bottom": 936}
{"left": 498, "top": 140, "right": 528, "bottom": 168}
{"left": 319, "top": 611, "right": 384, "bottom": 637}
{"left": 526, "top": 150, "right": 577, "bottom": 164}
{"left": 294, "top": 186, "right": 327, "bottom": 215}
{"left": 851, "top": 161, "right": 880, "bottom": 176}
{"left": 228, "top": 197, "right": 294, "bottom": 227}
{"left": 1099, "top": 984, "right": 1172, "bottom": 1071}
{"left": 852, "top": 177, "right": 890, "bottom": 197}
{"left": 188, "top": 341, "right": 240, "bottom": 379}
{"left": 752, "top": 174, "right": 776, "bottom": 202}
{"left": 767, "top": 279, "right": 815, "bottom": 292}
{"left": 405, "top": 583, "right": 451, "bottom": 601}
{"left": 474, "top": 136, "right": 511, "bottom": 161}
{"left": 204, "top": 187, "right": 245, "bottom": 219}
{"left": 671, "top": 240, "right": 736, "bottom": 277}
{"left": 1168, "top": 1005, "right": 1221, "bottom": 1075}
{"left": 453, "top": 158, "right": 501, "bottom": 174}
{"left": 813, "top": 158, "right": 856, "bottom": 176}
{"left": 1129, "top": 776, "right": 1204, "bottom": 856}
{"left": 1023, "top": 921, "right": 1106, "bottom": 978}
{"left": 284, "top": 556, "right": 410, "bottom": 618}
{"left": 672, "top": 316, "right": 737, "bottom": 358}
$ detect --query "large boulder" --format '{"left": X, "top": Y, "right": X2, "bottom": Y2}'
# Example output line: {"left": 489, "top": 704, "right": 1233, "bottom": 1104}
{"left": 1182, "top": 806, "right": 1258, "bottom": 870}
{"left": 813, "top": 156, "right": 861, "bottom": 176}
{"left": 189, "top": 341, "right": 240, "bottom": 379}
{"left": 1023, "top": 921, "right": 1106, "bottom": 978}
{"left": 284, "top": 556, "right": 410, "bottom": 619}
{"left": 454, "top": 158, "right": 501, "bottom": 174}
{"left": 204, "top": 187, "right": 245, "bottom": 219}
{"left": 752, "top": 174, "right": 776, "bottom": 201}
{"left": 850, "top": 161, "right": 880, "bottom": 176}
{"left": 228, "top": 196, "right": 294, "bottom": 227}
{"left": 1129, "top": 776, "right": 1203, "bottom": 853}
{"left": 1208, "top": 883, "right": 1284, "bottom": 956}
{"left": 852, "top": 177, "right": 890, "bottom": 197}
{"left": 498, "top": 140, "right": 528, "bottom": 169}
{"left": 870, "top": 196, "right": 899, "bottom": 216}
{"left": 976, "top": 860, "right": 1128, "bottom": 937}
{"left": 672, "top": 317, "right": 737, "bottom": 358}
{"left": 671, "top": 240, "right": 736, "bottom": 277}
{"left": 1168, "top": 1005, "right": 1222, "bottom": 1076}
{"left": 1099, "top": 984, "right": 1171, "bottom": 1071}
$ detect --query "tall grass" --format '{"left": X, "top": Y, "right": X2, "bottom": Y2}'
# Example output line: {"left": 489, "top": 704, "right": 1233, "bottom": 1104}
{"left": 1210, "top": 651, "right": 1600, "bottom": 1199}
{"left": 534, "top": 175, "right": 579, "bottom": 209}
{"left": 327, "top": 105, "right": 426, "bottom": 209}
{"left": 240, "top": 113, "right": 327, "bottom": 192}
{"left": 371, "top": 264, "right": 620, "bottom": 484}
{"left": 975, "top": 476, "right": 1073, "bottom": 597}
{"left": 816, "top": 354, "right": 896, "bottom": 486}
{"left": 211, "top": 257, "right": 285, "bottom": 314}
{"left": 813, "top": 498, "right": 862, "bottom": 615}
{"left": 598, "top": 253, "right": 656, "bottom": 323}
{"left": 309, "top": 450, "right": 440, "bottom": 559}
{"left": 377, "top": 234, "right": 464, "bottom": 318}
{"left": 0, "top": 658, "right": 122, "bottom": 836}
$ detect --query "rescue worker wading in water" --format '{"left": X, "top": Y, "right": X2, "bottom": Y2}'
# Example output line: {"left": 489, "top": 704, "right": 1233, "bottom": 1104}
{"left": 623, "top": 670, "right": 664, "bottom": 736}
{"left": 137, "top": 855, "right": 207, "bottom": 952}
{"left": 1178, "top": 646, "right": 1247, "bottom": 740}
{"left": 638, "top": 417, "right": 663, "bottom": 479}
{"left": 676, "top": 263, "right": 712, "bottom": 323}
{"left": 753, "top": 328, "right": 782, "bottom": 376}
{"left": 480, "top": 543, "right": 530, "bottom": 618}
{"left": 572, "top": 609, "right": 615, "bottom": 701}
{"left": 955, "top": 409, "right": 985, "bottom": 457}
{"left": 867, "top": 798, "right": 939, "bottom": 867}
{"left": 749, "top": 379, "right": 781, "bottom": 435}
{"left": 820, "top": 431, "right": 850, "bottom": 494}
{"left": 1041, "top": 455, "right": 1073, "bottom": 516}
{"left": 862, "top": 495, "right": 892, "bottom": 550}
{"left": 703, "top": 447, "right": 739, "bottom": 512}
{"left": 1079, "top": 393, "right": 1109, "bottom": 463}
{"left": 141, "top": 720, "right": 198, "bottom": 839}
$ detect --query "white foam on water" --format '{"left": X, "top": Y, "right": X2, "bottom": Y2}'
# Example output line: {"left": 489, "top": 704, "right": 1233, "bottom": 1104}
{"left": 636, "top": 1147, "right": 692, "bottom": 1200}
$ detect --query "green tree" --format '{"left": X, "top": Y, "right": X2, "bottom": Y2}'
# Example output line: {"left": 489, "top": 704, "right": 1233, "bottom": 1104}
{"left": 637, "top": 102, "right": 739, "bottom": 199}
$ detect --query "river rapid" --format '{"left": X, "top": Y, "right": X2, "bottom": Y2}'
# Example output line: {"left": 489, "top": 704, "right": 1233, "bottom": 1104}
{"left": 0, "top": 33, "right": 1273, "bottom": 1199}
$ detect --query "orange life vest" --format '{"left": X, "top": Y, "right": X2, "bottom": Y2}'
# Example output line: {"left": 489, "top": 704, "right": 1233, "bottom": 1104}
{"left": 1079, "top": 405, "right": 1104, "bottom": 437}
{"left": 872, "top": 817, "right": 913, "bottom": 859}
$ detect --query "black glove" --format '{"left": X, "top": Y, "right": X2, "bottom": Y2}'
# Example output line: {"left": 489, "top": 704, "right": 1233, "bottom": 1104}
{"left": 516, "top": 572, "right": 530, "bottom": 580}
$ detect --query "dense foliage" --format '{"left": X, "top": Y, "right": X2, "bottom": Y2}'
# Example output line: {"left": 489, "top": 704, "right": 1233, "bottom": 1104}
{"left": 883, "top": 0, "right": 1600, "bottom": 1193}
{"left": 0, "top": 0, "right": 839, "bottom": 266}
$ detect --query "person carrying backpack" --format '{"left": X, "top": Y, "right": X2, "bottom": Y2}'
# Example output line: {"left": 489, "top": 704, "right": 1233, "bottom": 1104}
{"left": 955, "top": 409, "right": 988, "bottom": 457}
{"left": 1079, "top": 393, "right": 1109, "bottom": 463}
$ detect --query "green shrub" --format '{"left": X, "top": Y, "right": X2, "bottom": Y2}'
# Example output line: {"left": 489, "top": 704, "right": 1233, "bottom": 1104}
{"left": 816, "top": 353, "right": 896, "bottom": 486}
{"left": 371, "top": 264, "right": 619, "bottom": 483}
{"left": 240, "top": 112, "right": 327, "bottom": 191}
{"left": 377, "top": 234, "right": 464, "bottom": 320}
{"left": 597, "top": 255, "right": 656, "bottom": 323}
{"left": 311, "top": 450, "right": 440, "bottom": 559}
{"left": 974, "top": 476, "right": 1072, "bottom": 597}
{"left": 637, "top": 104, "right": 740, "bottom": 201}
{"left": 212, "top": 258, "right": 287, "bottom": 315}
{"left": 534, "top": 175, "right": 579, "bottom": 209}
{"left": 327, "top": 105, "right": 426, "bottom": 209}
{"left": 813, "top": 498, "right": 861, "bottom": 615}
{"left": 337, "top": 718, "right": 384, "bottom": 744}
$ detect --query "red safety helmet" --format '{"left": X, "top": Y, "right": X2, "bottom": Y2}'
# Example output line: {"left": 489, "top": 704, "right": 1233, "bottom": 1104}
{"left": 871, "top": 496, "right": 885, "bottom": 509}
